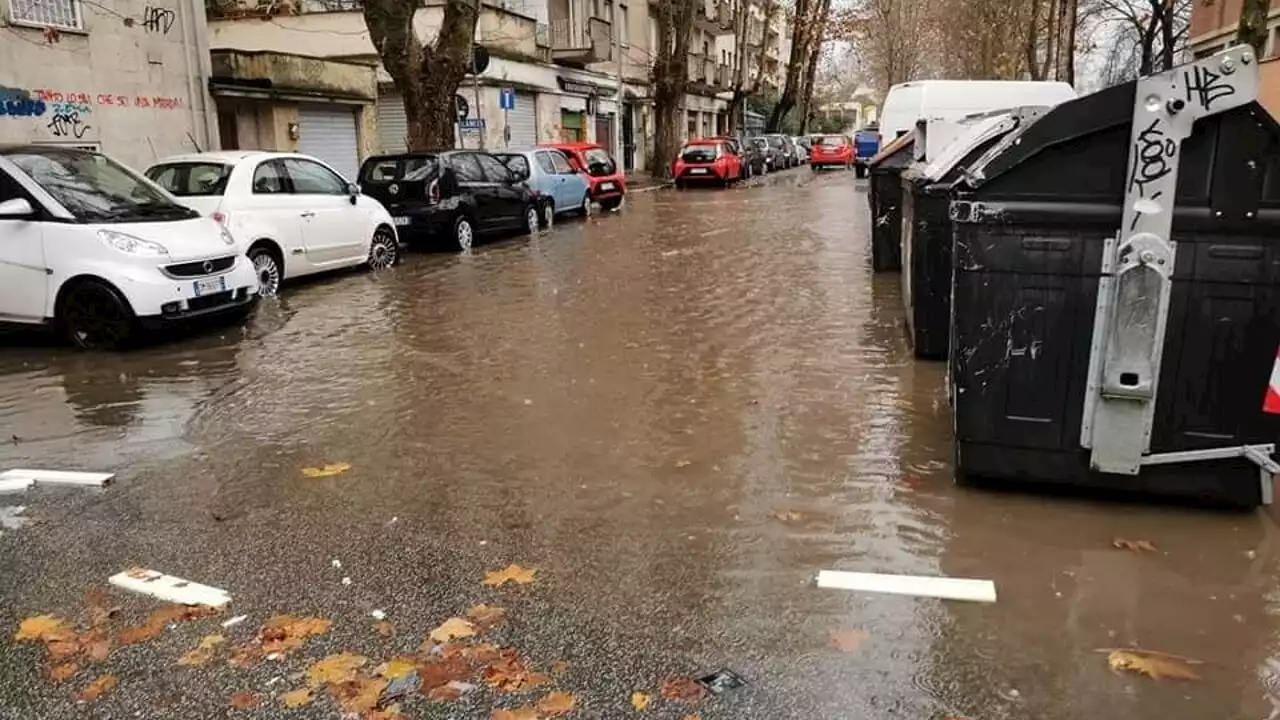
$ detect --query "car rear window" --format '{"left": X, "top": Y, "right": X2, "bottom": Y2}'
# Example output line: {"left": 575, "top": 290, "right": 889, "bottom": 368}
{"left": 681, "top": 144, "right": 719, "bottom": 163}
{"left": 145, "top": 162, "right": 232, "bottom": 196}
{"left": 359, "top": 156, "right": 437, "bottom": 183}
{"left": 581, "top": 148, "right": 615, "bottom": 176}
{"left": 766, "top": 136, "right": 783, "bottom": 148}
{"left": 820, "top": 136, "right": 849, "bottom": 147}
{"left": 495, "top": 154, "right": 530, "bottom": 179}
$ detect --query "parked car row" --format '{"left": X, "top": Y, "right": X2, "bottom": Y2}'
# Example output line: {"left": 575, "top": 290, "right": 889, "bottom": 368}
{"left": 673, "top": 133, "right": 813, "bottom": 188}
{"left": 0, "top": 141, "right": 629, "bottom": 350}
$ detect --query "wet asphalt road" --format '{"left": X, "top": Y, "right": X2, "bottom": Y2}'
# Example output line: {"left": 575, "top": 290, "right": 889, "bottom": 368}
{"left": 2, "top": 166, "right": 1279, "bottom": 720}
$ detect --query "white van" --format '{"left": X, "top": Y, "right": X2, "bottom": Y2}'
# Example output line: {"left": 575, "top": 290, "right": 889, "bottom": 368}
{"left": 878, "top": 80, "right": 1078, "bottom": 144}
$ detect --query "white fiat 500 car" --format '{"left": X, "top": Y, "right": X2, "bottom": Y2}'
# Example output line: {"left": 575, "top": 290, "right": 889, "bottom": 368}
{"left": 0, "top": 146, "right": 259, "bottom": 350}
{"left": 145, "top": 151, "right": 400, "bottom": 295}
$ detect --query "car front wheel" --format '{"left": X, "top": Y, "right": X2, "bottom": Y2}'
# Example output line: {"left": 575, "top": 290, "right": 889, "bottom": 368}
{"left": 367, "top": 227, "right": 399, "bottom": 270}
{"left": 524, "top": 205, "right": 540, "bottom": 235}
{"left": 249, "top": 245, "right": 282, "bottom": 296}
{"left": 540, "top": 201, "right": 555, "bottom": 229}
{"left": 60, "top": 280, "right": 135, "bottom": 351}
{"left": 600, "top": 196, "right": 624, "bottom": 211}
{"left": 579, "top": 191, "right": 593, "bottom": 217}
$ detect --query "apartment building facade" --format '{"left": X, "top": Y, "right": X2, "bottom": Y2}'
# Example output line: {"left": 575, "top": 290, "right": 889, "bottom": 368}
{"left": 0, "top": 0, "right": 220, "bottom": 169}
{"left": 207, "top": 0, "right": 791, "bottom": 174}
{"left": 1189, "top": 0, "right": 1280, "bottom": 115}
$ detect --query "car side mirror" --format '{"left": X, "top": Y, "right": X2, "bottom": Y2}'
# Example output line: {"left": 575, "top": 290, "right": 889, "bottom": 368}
{"left": 0, "top": 198, "right": 35, "bottom": 219}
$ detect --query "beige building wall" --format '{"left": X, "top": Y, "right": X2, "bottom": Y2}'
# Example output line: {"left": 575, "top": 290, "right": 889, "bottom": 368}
{"left": 0, "top": 0, "right": 218, "bottom": 169}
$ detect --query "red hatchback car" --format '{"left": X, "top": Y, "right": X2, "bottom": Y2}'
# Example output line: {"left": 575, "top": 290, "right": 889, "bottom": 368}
{"left": 542, "top": 142, "right": 626, "bottom": 210}
{"left": 673, "top": 138, "right": 745, "bottom": 188}
{"left": 810, "top": 134, "right": 855, "bottom": 170}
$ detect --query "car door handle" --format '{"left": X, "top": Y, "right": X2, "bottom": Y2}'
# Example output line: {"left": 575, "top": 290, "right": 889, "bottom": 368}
{"left": 300, "top": 211, "right": 316, "bottom": 218}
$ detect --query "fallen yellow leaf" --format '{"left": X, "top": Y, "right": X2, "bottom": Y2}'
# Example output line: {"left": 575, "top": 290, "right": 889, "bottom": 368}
{"left": 429, "top": 617, "right": 476, "bottom": 643}
{"left": 483, "top": 564, "right": 537, "bottom": 587}
{"left": 537, "top": 690, "right": 576, "bottom": 716}
{"left": 302, "top": 462, "right": 351, "bottom": 478}
{"left": 279, "top": 687, "right": 313, "bottom": 708}
{"left": 1106, "top": 648, "right": 1201, "bottom": 680}
{"left": 306, "top": 652, "right": 368, "bottom": 687}
{"left": 631, "top": 691, "right": 651, "bottom": 711}
{"left": 466, "top": 603, "right": 506, "bottom": 629}
{"left": 1113, "top": 538, "right": 1157, "bottom": 552}
{"left": 330, "top": 677, "right": 387, "bottom": 713}
{"left": 675, "top": 460, "right": 692, "bottom": 468}
{"left": 229, "top": 691, "right": 259, "bottom": 708}
{"left": 493, "top": 707, "right": 540, "bottom": 720}
{"left": 15, "top": 615, "right": 75, "bottom": 643}
{"left": 550, "top": 660, "right": 570, "bottom": 675}
{"left": 682, "top": 716, "right": 703, "bottom": 720}
{"left": 373, "top": 620, "right": 395, "bottom": 637}
{"left": 775, "top": 511, "right": 802, "bottom": 522}
{"left": 828, "top": 628, "right": 866, "bottom": 652}
{"left": 48, "top": 662, "right": 78, "bottom": 682}
{"left": 376, "top": 657, "right": 418, "bottom": 680}
{"left": 259, "top": 615, "right": 332, "bottom": 656}
{"left": 76, "top": 674, "right": 118, "bottom": 702}
{"left": 661, "top": 676, "right": 707, "bottom": 702}
{"left": 178, "top": 634, "right": 227, "bottom": 666}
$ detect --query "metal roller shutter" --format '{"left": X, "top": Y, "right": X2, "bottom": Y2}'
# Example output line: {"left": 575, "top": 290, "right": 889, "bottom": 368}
{"left": 298, "top": 105, "right": 360, "bottom": 182}
{"left": 377, "top": 91, "right": 408, "bottom": 155}
{"left": 505, "top": 92, "right": 536, "bottom": 148}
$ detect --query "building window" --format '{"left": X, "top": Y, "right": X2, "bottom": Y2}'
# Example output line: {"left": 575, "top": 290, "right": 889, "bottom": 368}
{"left": 618, "top": 3, "right": 629, "bottom": 46}
{"left": 1270, "top": 25, "right": 1280, "bottom": 59}
{"left": 9, "top": 0, "right": 82, "bottom": 30}
{"left": 301, "top": 0, "right": 362, "bottom": 11}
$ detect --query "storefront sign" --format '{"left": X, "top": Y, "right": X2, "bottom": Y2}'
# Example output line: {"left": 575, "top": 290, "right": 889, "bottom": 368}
{"left": 558, "top": 77, "right": 606, "bottom": 96}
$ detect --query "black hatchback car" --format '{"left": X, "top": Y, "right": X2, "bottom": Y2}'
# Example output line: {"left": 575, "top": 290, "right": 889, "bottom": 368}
{"left": 358, "top": 150, "right": 541, "bottom": 251}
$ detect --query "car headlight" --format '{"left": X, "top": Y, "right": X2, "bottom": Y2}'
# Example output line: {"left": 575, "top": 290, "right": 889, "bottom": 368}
{"left": 97, "top": 229, "right": 169, "bottom": 256}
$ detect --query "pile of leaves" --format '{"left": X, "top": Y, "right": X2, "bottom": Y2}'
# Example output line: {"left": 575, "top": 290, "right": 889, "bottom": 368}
{"left": 13, "top": 589, "right": 221, "bottom": 701}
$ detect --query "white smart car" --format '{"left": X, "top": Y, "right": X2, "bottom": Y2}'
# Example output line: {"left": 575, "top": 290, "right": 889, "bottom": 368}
{"left": 145, "top": 151, "right": 400, "bottom": 295}
{"left": 0, "top": 146, "right": 259, "bottom": 349}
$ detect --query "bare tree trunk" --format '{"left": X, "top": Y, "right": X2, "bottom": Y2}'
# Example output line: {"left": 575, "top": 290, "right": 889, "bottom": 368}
{"left": 653, "top": 0, "right": 698, "bottom": 178}
{"left": 363, "top": 0, "right": 478, "bottom": 150}
{"left": 1157, "top": 0, "right": 1175, "bottom": 70}
{"left": 1056, "top": 0, "right": 1076, "bottom": 83}
{"left": 1239, "top": 0, "right": 1270, "bottom": 58}
{"left": 1026, "top": 0, "right": 1045, "bottom": 80}
{"left": 797, "top": 35, "right": 822, "bottom": 134}
{"left": 767, "top": 0, "right": 812, "bottom": 130}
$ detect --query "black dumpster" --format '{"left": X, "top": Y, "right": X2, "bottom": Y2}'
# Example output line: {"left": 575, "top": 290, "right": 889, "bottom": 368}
{"left": 949, "top": 51, "right": 1280, "bottom": 507}
{"left": 867, "top": 133, "right": 914, "bottom": 272}
{"left": 900, "top": 112, "right": 1041, "bottom": 359}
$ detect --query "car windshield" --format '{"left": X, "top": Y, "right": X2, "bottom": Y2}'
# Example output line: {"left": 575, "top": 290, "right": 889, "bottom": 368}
{"left": 821, "top": 136, "right": 848, "bottom": 147}
{"left": 681, "top": 144, "right": 718, "bottom": 163}
{"left": 581, "top": 148, "right": 615, "bottom": 177}
{"left": 8, "top": 149, "right": 196, "bottom": 223}
{"left": 494, "top": 154, "right": 531, "bottom": 180}
{"left": 145, "top": 162, "right": 233, "bottom": 197}
{"left": 360, "top": 156, "right": 437, "bottom": 182}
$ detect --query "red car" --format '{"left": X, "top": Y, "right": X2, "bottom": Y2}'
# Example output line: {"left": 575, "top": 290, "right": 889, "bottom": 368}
{"left": 541, "top": 142, "right": 626, "bottom": 210}
{"left": 673, "top": 138, "right": 745, "bottom": 188}
{"left": 810, "top": 134, "right": 855, "bottom": 170}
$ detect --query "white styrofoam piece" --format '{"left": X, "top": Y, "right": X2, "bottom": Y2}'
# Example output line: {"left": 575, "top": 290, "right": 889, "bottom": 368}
{"left": 108, "top": 569, "right": 231, "bottom": 608}
{"left": 816, "top": 570, "right": 997, "bottom": 603}
{"left": 0, "top": 469, "right": 114, "bottom": 487}
{"left": 0, "top": 477, "right": 34, "bottom": 493}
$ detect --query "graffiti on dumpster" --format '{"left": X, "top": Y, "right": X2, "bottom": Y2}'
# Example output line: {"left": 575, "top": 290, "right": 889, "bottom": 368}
{"left": 1128, "top": 118, "right": 1176, "bottom": 211}
{"left": 1183, "top": 66, "right": 1236, "bottom": 111}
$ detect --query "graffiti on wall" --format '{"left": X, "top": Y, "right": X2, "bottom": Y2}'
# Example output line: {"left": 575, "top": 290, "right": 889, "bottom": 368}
{"left": 1, "top": 86, "right": 183, "bottom": 140}
{"left": 141, "top": 6, "right": 176, "bottom": 34}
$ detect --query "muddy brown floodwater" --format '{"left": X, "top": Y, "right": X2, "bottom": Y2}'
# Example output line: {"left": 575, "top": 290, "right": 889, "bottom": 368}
{"left": 1, "top": 170, "right": 1279, "bottom": 720}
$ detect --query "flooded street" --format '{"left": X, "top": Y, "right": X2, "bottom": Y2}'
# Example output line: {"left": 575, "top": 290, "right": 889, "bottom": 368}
{"left": 2, "top": 170, "right": 1279, "bottom": 719}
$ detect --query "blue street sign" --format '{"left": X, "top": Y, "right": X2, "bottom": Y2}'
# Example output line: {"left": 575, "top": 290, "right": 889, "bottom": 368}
{"left": 459, "top": 118, "right": 485, "bottom": 131}
{"left": 499, "top": 88, "right": 516, "bottom": 111}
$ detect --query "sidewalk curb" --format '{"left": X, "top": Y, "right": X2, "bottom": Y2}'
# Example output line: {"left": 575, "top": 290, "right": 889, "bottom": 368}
{"left": 630, "top": 183, "right": 672, "bottom": 194}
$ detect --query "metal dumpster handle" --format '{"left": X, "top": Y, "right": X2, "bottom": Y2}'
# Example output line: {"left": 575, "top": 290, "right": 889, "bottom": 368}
{"left": 1082, "top": 45, "right": 1260, "bottom": 476}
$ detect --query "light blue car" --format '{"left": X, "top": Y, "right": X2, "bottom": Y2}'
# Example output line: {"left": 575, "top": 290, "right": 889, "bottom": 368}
{"left": 494, "top": 147, "right": 592, "bottom": 228}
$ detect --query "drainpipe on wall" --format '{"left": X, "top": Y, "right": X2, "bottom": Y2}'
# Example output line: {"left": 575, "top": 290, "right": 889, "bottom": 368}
{"left": 181, "top": 0, "right": 220, "bottom": 152}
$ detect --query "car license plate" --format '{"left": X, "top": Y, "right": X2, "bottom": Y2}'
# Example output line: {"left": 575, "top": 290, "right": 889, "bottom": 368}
{"left": 598, "top": 182, "right": 615, "bottom": 191}
{"left": 193, "top": 276, "right": 226, "bottom": 297}
{"left": 393, "top": 216, "right": 410, "bottom": 226}
{"left": 689, "top": 168, "right": 708, "bottom": 174}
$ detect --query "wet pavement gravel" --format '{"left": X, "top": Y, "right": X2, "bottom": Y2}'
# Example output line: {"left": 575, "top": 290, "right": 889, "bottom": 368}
{"left": 2, "top": 167, "right": 1279, "bottom": 719}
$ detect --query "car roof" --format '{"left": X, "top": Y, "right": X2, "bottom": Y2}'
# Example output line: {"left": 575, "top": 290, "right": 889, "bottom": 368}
{"left": 685, "top": 137, "right": 722, "bottom": 144}
{"left": 0, "top": 144, "right": 101, "bottom": 156}
{"left": 150, "top": 150, "right": 281, "bottom": 165}
{"left": 542, "top": 142, "right": 601, "bottom": 150}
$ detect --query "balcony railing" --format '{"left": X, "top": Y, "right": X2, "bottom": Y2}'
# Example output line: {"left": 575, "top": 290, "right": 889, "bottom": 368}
{"left": 550, "top": 16, "right": 612, "bottom": 63}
